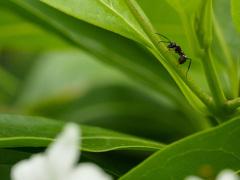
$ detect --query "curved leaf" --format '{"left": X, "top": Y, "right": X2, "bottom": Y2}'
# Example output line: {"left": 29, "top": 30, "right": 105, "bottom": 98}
{"left": 40, "top": 0, "right": 152, "bottom": 48}
{"left": 120, "top": 116, "right": 240, "bottom": 179}
{"left": 3, "top": 0, "right": 208, "bottom": 128}
{"left": 8, "top": 0, "right": 183, "bottom": 106}
{"left": 0, "top": 114, "right": 165, "bottom": 152}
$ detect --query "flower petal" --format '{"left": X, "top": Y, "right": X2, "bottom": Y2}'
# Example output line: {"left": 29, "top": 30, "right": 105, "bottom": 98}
{"left": 68, "top": 162, "right": 112, "bottom": 180}
{"left": 46, "top": 123, "right": 81, "bottom": 179}
{"left": 11, "top": 154, "right": 50, "bottom": 180}
{"left": 185, "top": 175, "right": 204, "bottom": 180}
{"left": 217, "top": 169, "right": 240, "bottom": 180}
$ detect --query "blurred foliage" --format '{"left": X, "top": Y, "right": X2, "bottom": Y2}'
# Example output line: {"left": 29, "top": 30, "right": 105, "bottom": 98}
{"left": 1, "top": 0, "right": 240, "bottom": 179}
{"left": 0, "top": 1, "right": 202, "bottom": 142}
{"left": 0, "top": 3, "right": 197, "bottom": 178}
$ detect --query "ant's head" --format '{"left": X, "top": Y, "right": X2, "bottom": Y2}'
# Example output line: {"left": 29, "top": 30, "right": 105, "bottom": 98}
{"left": 167, "top": 42, "right": 176, "bottom": 48}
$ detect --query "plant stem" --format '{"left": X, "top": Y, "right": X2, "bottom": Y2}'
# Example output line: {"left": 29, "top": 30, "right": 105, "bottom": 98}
{"left": 201, "top": 48, "right": 227, "bottom": 111}
{"left": 125, "top": 0, "right": 212, "bottom": 109}
{"left": 228, "top": 97, "right": 240, "bottom": 110}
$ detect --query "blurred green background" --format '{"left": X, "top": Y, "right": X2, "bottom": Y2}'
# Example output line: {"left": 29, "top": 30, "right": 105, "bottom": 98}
{"left": 1, "top": 0, "right": 240, "bottom": 179}
{"left": 1, "top": 0, "right": 238, "bottom": 145}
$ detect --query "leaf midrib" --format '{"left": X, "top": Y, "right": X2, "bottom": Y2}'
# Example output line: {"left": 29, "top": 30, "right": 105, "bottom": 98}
{"left": 98, "top": 0, "right": 151, "bottom": 46}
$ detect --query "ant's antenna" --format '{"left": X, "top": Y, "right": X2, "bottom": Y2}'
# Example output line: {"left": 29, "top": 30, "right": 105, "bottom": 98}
{"left": 155, "top": 32, "right": 171, "bottom": 42}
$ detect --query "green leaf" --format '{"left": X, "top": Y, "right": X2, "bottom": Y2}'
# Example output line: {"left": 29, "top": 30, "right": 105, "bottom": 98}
{"left": 120, "top": 116, "right": 240, "bottom": 179}
{"left": 39, "top": 0, "right": 152, "bottom": 48}
{"left": 231, "top": 0, "right": 240, "bottom": 37}
{"left": 0, "top": 114, "right": 165, "bottom": 152}
{"left": 7, "top": 0, "right": 184, "bottom": 106}
{"left": 3, "top": 0, "right": 209, "bottom": 128}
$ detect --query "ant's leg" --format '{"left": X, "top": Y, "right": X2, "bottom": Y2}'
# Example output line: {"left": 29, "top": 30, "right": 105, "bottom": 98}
{"left": 186, "top": 58, "right": 192, "bottom": 77}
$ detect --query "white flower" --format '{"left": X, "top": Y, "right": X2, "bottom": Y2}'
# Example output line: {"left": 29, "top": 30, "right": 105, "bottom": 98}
{"left": 185, "top": 176, "right": 204, "bottom": 180}
{"left": 217, "top": 169, "right": 240, "bottom": 180}
{"left": 185, "top": 169, "right": 240, "bottom": 180}
{"left": 11, "top": 123, "right": 112, "bottom": 180}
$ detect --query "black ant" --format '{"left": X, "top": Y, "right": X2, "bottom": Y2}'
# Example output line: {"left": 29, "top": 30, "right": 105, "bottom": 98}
{"left": 155, "top": 33, "right": 192, "bottom": 77}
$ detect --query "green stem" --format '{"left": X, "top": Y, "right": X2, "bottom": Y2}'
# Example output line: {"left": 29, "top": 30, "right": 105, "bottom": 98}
{"left": 228, "top": 97, "right": 240, "bottom": 110}
{"left": 125, "top": 0, "right": 212, "bottom": 109}
{"left": 201, "top": 48, "right": 227, "bottom": 110}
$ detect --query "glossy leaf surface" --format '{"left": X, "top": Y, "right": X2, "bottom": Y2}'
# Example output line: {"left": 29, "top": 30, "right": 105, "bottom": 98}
{"left": 0, "top": 114, "right": 165, "bottom": 152}
{"left": 121, "top": 117, "right": 240, "bottom": 179}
